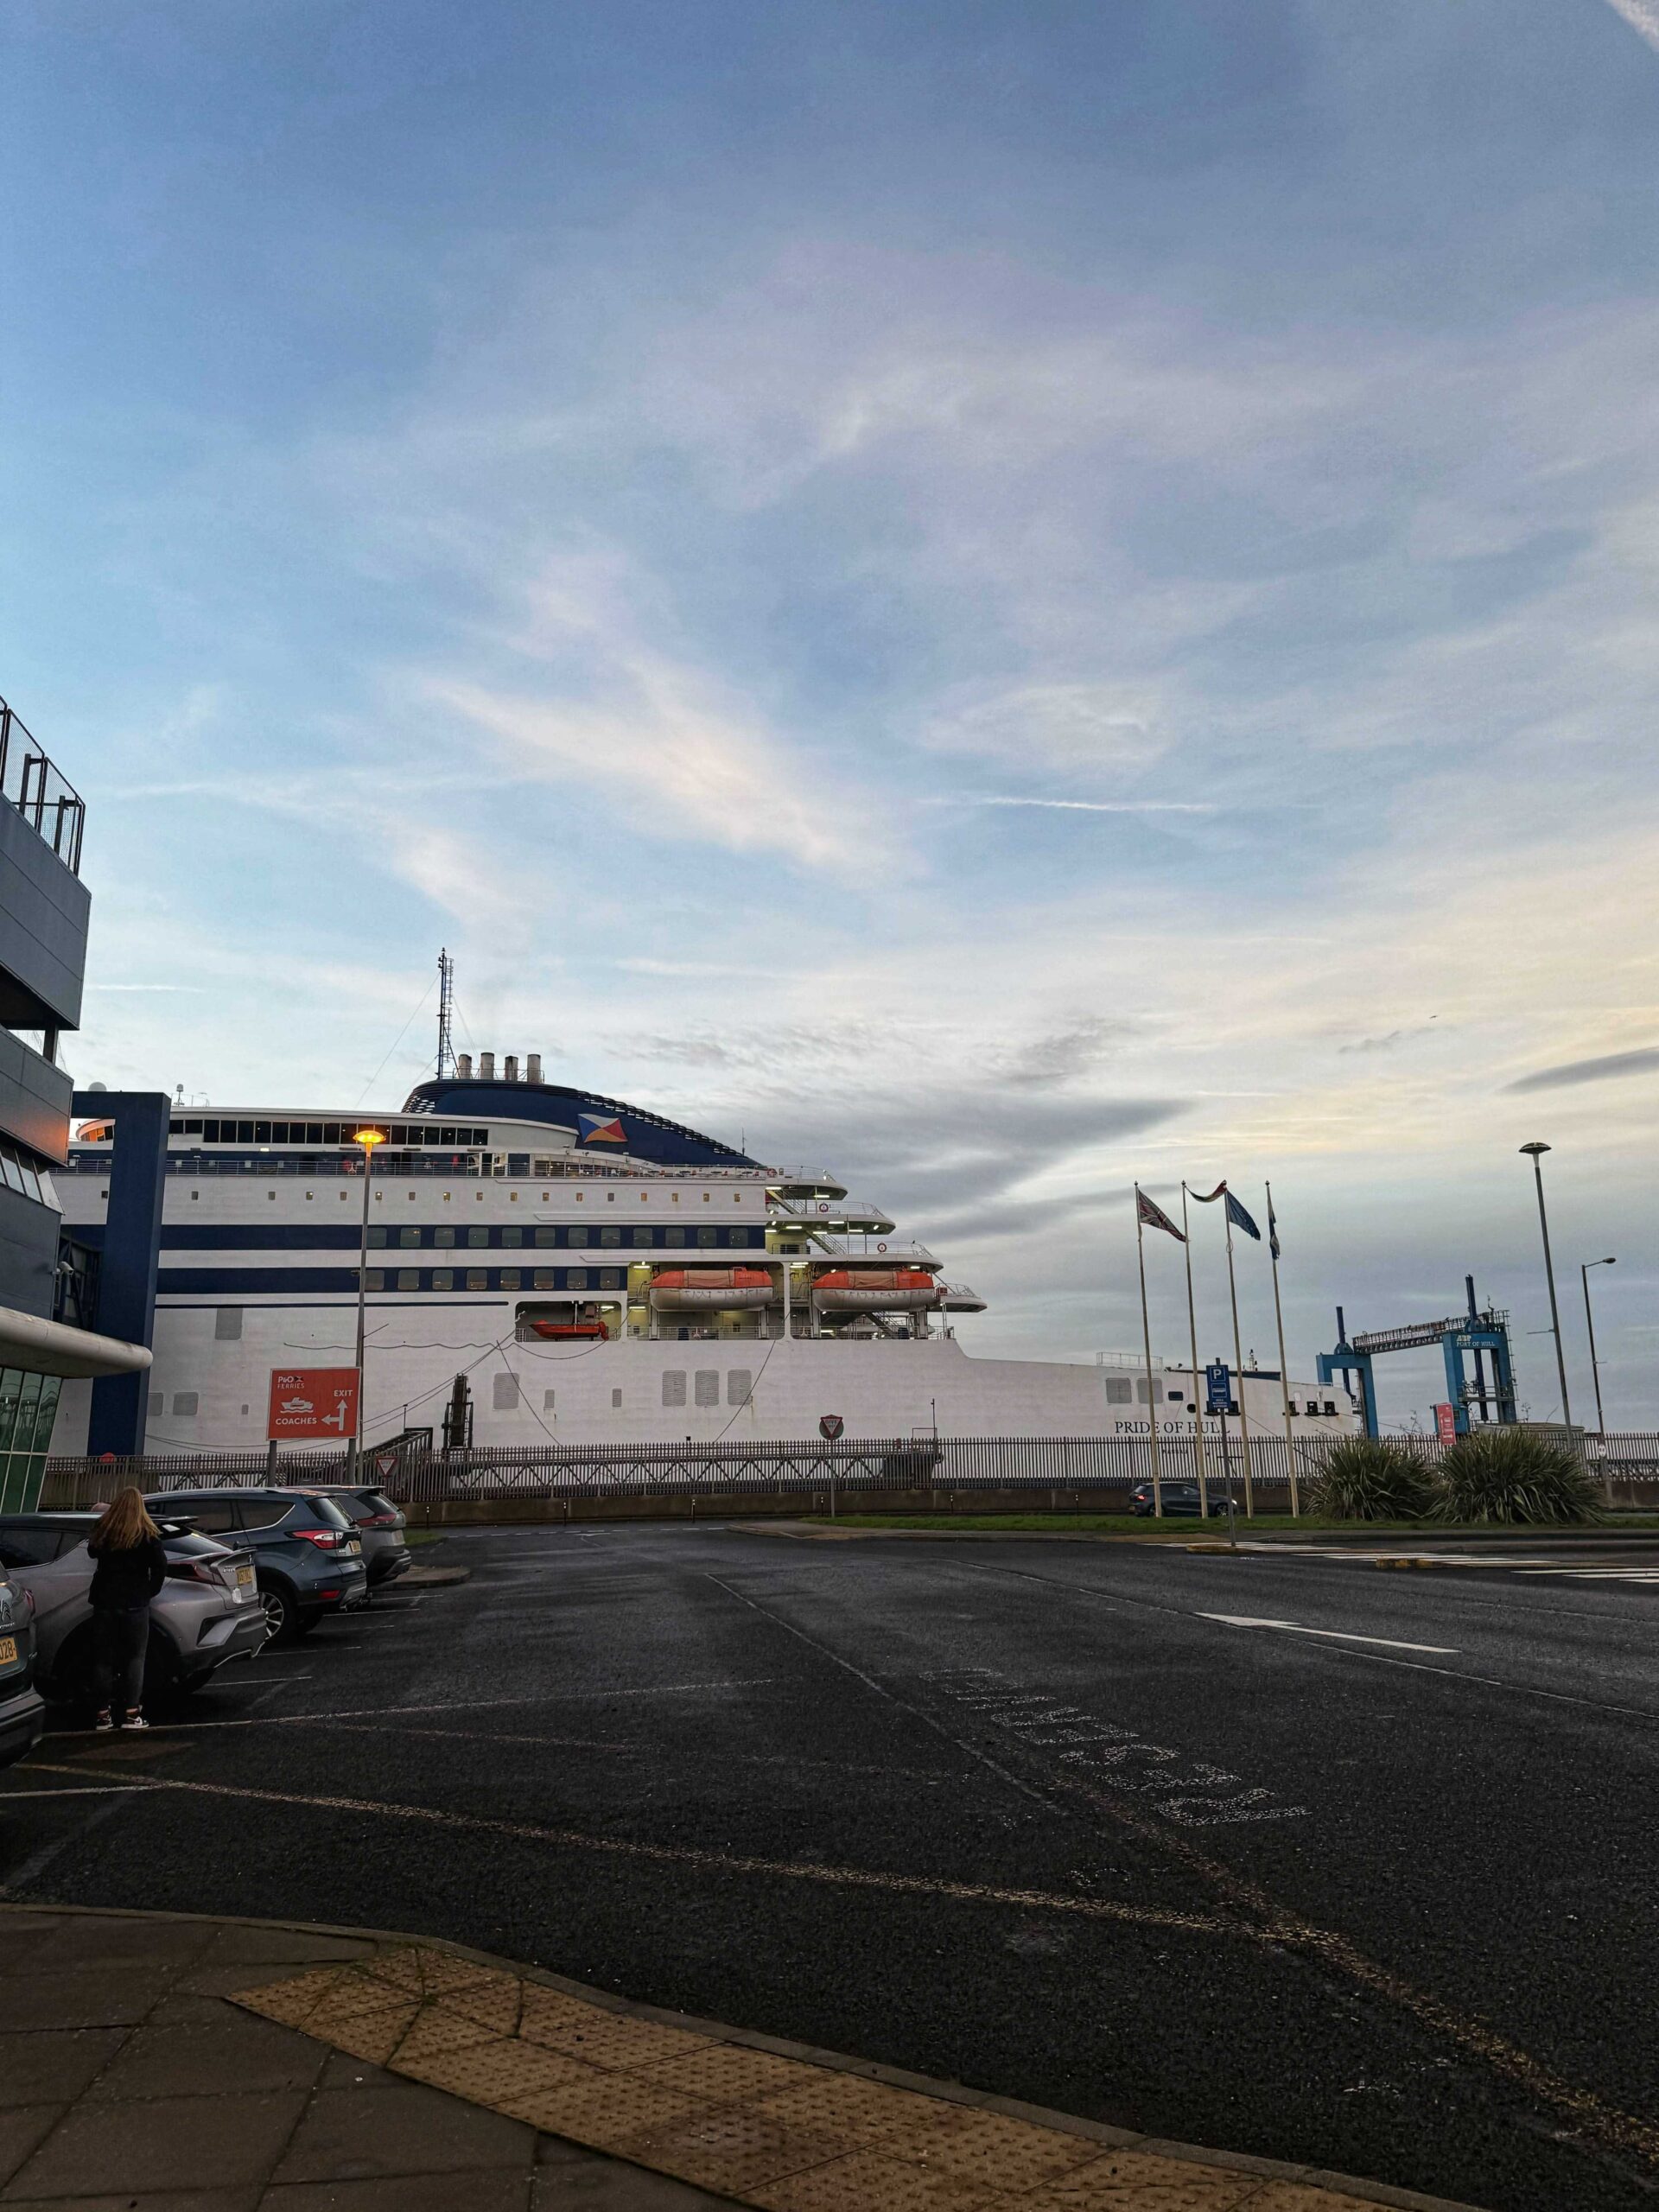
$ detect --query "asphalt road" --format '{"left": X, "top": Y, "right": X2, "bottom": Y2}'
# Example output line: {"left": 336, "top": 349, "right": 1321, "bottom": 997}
{"left": 5, "top": 1526, "right": 1659, "bottom": 2212}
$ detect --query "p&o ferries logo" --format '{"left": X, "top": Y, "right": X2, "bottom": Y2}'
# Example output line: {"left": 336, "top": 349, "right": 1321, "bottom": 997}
{"left": 578, "top": 1112, "right": 627, "bottom": 1145}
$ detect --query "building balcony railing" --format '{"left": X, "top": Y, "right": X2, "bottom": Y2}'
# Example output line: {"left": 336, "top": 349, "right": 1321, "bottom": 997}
{"left": 0, "top": 697, "right": 85, "bottom": 876}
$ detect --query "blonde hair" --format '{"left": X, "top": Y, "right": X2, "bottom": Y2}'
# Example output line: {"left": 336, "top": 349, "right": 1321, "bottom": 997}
{"left": 91, "top": 1486, "right": 160, "bottom": 1553}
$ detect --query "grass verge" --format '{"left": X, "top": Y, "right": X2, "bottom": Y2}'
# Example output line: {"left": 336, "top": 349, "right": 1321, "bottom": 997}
{"left": 807, "top": 1511, "right": 1659, "bottom": 1535}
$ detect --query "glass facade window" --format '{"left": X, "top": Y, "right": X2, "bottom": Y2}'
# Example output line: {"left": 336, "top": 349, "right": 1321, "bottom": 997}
{"left": 567, "top": 1268, "right": 588, "bottom": 1290}
{"left": 397, "top": 1270, "right": 419, "bottom": 1290}
{"left": 499, "top": 1268, "right": 521, "bottom": 1290}
{"left": 0, "top": 1368, "right": 61, "bottom": 1510}
{"left": 431, "top": 1269, "right": 454, "bottom": 1290}
{"left": 435, "top": 1227, "right": 455, "bottom": 1247}
{"left": 533, "top": 1270, "right": 556, "bottom": 1289}
{"left": 599, "top": 1227, "right": 620, "bottom": 1248}
{"left": 399, "top": 1227, "right": 422, "bottom": 1248}
{"left": 534, "top": 1227, "right": 558, "bottom": 1247}
{"left": 467, "top": 1269, "right": 487, "bottom": 1290}
{"left": 501, "top": 1226, "right": 522, "bottom": 1248}
{"left": 467, "top": 1226, "right": 489, "bottom": 1247}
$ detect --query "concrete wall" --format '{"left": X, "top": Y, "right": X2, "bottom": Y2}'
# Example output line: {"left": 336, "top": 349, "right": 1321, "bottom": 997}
{"left": 0, "top": 1028, "right": 73, "bottom": 1164}
{"left": 0, "top": 802, "right": 89, "bottom": 1034}
{"left": 0, "top": 1181, "right": 62, "bottom": 1319}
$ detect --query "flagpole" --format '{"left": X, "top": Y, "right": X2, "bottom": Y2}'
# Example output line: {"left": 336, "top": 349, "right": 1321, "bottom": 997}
{"left": 1224, "top": 1199, "right": 1255, "bottom": 1516}
{"left": 1182, "top": 1182, "right": 1207, "bottom": 1515}
{"left": 1135, "top": 1188, "right": 1163, "bottom": 1518}
{"left": 1267, "top": 1180, "right": 1298, "bottom": 1519}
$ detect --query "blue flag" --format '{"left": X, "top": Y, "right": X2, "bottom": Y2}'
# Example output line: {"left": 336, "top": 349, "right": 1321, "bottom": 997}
{"left": 1224, "top": 1191, "right": 1262, "bottom": 1241}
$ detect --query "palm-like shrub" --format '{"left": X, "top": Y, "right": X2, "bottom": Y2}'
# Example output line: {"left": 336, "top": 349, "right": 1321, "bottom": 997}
{"left": 1307, "top": 1435, "right": 1438, "bottom": 1522}
{"left": 1433, "top": 1428, "right": 1600, "bottom": 1525}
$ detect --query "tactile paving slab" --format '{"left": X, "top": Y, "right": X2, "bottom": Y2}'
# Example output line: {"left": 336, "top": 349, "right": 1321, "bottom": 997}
{"left": 232, "top": 1948, "right": 1478, "bottom": 2212}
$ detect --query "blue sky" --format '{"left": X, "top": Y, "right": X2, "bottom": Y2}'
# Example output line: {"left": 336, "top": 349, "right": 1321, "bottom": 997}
{"left": 6, "top": 0, "right": 1659, "bottom": 1425}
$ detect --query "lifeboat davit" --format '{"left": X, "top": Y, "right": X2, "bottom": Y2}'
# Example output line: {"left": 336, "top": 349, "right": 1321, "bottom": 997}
{"left": 811, "top": 1268, "right": 938, "bottom": 1313}
{"left": 649, "top": 1267, "right": 773, "bottom": 1311}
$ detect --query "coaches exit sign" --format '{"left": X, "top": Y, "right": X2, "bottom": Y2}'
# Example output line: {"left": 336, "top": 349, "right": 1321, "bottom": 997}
{"left": 267, "top": 1368, "right": 359, "bottom": 1441}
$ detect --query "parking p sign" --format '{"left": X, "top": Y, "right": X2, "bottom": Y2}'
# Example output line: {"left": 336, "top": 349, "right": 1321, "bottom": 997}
{"left": 1205, "top": 1363, "right": 1232, "bottom": 1415}
{"left": 267, "top": 1368, "right": 359, "bottom": 1441}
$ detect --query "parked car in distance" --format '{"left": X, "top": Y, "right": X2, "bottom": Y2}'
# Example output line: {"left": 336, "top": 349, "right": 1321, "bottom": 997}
{"left": 143, "top": 1488, "right": 368, "bottom": 1643}
{"left": 1129, "top": 1480, "right": 1237, "bottom": 1518}
{"left": 293, "top": 1486, "right": 411, "bottom": 1586}
{"left": 0, "top": 1511, "right": 268, "bottom": 1704}
{"left": 0, "top": 1560, "right": 43, "bottom": 1769}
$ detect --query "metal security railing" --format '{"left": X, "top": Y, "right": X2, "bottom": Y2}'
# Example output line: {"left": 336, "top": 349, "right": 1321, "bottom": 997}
{"left": 38, "top": 1428, "right": 1659, "bottom": 1513}
{"left": 0, "top": 696, "right": 85, "bottom": 875}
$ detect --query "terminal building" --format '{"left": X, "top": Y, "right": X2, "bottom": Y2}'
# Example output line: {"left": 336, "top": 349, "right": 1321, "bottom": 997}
{"left": 0, "top": 692, "right": 149, "bottom": 1506}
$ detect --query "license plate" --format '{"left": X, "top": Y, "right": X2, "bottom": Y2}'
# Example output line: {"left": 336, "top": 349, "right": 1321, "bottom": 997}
{"left": 235, "top": 1563, "right": 254, "bottom": 1588}
{"left": 0, "top": 1637, "right": 16, "bottom": 1667}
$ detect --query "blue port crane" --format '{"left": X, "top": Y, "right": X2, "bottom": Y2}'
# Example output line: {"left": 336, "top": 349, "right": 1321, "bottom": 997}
{"left": 1318, "top": 1276, "right": 1516, "bottom": 1439}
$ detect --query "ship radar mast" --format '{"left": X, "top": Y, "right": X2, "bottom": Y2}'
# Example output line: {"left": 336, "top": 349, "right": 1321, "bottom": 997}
{"left": 435, "top": 948, "right": 456, "bottom": 1079}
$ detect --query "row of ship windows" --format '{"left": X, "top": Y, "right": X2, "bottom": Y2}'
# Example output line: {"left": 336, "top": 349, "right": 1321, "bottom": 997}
{"left": 168, "top": 1120, "right": 491, "bottom": 1146}
{"left": 364, "top": 1268, "right": 627, "bottom": 1293}
{"left": 1103, "top": 1376, "right": 1339, "bottom": 1415}
{"left": 160, "top": 1370, "right": 753, "bottom": 1419}
{"left": 366, "top": 1224, "right": 761, "bottom": 1250}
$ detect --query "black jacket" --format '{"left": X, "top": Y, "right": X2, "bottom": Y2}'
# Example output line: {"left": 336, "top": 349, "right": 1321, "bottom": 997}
{"left": 87, "top": 1535, "right": 167, "bottom": 1611}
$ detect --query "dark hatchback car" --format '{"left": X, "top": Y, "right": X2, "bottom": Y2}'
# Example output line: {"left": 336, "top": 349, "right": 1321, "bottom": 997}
{"left": 1129, "top": 1479, "right": 1237, "bottom": 1518}
{"left": 143, "top": 1488, "right": 368, "bottom": 1643}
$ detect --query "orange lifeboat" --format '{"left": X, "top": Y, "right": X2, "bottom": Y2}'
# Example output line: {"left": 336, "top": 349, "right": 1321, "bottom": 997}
{"left": 526, "top": 1320, "right": 611, "bottom": 1340}
{"left": 811, "top": 1268, "right": 938, "bottom": 1313}
{"left": 649, "top": 1267, "right": 773, "bottom": 1311}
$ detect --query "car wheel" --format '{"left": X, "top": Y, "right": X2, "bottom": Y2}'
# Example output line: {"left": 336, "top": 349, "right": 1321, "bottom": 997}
{"left": 259, "top": 1582, "right": 301, "bottom": 1644}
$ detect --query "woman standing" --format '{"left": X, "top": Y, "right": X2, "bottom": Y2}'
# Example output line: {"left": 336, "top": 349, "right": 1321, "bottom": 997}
{"left": 86, "top": 1488, "right": 167, "bottom": 1731}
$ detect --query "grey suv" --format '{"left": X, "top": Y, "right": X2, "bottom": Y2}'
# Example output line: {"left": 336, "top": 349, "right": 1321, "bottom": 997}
{"left": 145, "top": 1489, "right": 368, "bottom": 1643}
{"left": 0, "top": 1512, "right": 268, "bottom": 1703}
{"left": 0, "top": 1561, "right": 43, "bottom": 1770}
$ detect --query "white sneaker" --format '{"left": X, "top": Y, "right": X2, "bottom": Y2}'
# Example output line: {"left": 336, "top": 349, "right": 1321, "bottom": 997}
{"left": 118, "top": 1714, "right": 149, "bottom": 1731}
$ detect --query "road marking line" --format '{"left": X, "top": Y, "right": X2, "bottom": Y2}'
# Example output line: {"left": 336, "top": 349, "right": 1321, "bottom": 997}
{"left": 1198, "top": 1614, "right": 1459, "bottom": 1655}
{"left": 0, "top": 1785, "right": 144, "bottom": 1798}
{"left": 22, "top": 1763, "right": 1229, "bottom": 1939}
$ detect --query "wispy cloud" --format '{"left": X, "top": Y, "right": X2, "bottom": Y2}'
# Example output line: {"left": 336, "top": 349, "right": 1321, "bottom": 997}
{"left": 420, "top": 556, "right": 892, "bottom": 875}
{"left": 1506, "top": 1046, "right": 1659, "bottom": 1093}
{"left": 944, "top": 796, "right": 1218, "bottom": 815}
{"left": 1603, "top": 0, "right": 1659, "bottom": 55}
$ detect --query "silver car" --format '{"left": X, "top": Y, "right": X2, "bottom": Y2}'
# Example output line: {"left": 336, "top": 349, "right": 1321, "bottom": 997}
{"left": 0, "top": 1564, "right": 43, "bottom": 1770}
{"left": 0, "top": 1511, "right": 268, "bottom": 1704}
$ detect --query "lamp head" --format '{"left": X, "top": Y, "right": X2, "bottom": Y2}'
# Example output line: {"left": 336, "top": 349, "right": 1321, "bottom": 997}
{"left": 353, "top": 1128, "right": 386, "bottom": 1151}
{"left": 1519, "top": 1141, "right": 1551, "bottom": 1158}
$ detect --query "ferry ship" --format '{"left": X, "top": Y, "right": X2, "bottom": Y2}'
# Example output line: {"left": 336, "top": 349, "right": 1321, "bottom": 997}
{"left": 54, "top": 1055, "right": 1356, "bottom": 1452}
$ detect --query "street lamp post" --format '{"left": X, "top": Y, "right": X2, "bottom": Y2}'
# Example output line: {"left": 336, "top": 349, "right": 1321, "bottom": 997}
{"left": 347, "top": 1128, "right": 386, "bottom": 1478}
{"left": 1580, "top": 1256, "right": 1617, "bottom": 1437}
{"left": 1519, "top": 1143, "right": 1572, "bottom": 1433}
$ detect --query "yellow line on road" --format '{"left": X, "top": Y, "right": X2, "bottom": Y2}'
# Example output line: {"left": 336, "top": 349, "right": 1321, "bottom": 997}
{"left": 23, "top": 1764, "right": 1229, "bottom": 1940}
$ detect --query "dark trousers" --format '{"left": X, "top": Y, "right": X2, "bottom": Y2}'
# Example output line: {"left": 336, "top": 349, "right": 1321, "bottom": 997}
{"left": 92, "top": 1605, "right": 149, "bottom": 1716}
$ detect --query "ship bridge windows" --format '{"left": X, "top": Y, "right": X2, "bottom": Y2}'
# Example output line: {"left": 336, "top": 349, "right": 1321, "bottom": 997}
{"left": 1104, "top": 1377, "right": 1132, "bottom": 1405}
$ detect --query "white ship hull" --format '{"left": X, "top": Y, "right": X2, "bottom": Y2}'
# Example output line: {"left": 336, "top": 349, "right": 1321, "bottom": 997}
{"left": 57, "top": 1073, "right": 1357, "bottom": 1456}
